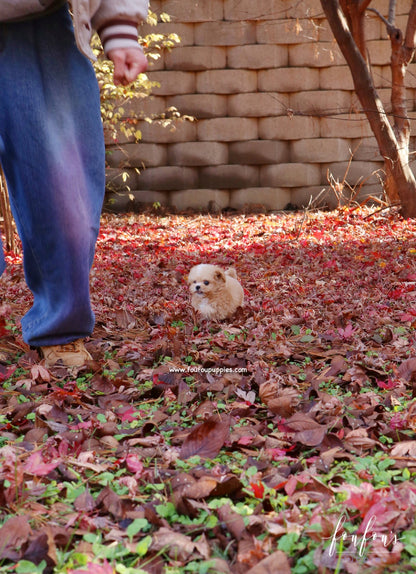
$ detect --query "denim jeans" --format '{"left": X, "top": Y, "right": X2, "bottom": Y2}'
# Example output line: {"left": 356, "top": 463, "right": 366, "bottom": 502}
{"left": 0, "top": 5, "right": 105, "bottom": 346}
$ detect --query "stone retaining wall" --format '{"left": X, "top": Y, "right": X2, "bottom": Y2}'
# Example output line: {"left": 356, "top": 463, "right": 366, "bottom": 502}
{"left": 105, "top": 0, "right": 416, "bottom": 212}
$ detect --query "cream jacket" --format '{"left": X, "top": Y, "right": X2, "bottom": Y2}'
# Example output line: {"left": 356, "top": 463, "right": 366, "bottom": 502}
{"left": 0, "top": 0, "right": 149, "bottom": 59}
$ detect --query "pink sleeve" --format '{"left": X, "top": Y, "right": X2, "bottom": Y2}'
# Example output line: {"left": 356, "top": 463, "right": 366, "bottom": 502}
{"left": 97, "top": 19, "right": 142, "bottom": 55}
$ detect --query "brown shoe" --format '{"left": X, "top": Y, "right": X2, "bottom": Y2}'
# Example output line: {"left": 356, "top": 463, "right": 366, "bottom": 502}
{"left": 40, "top": 339, "right": 92, "bottom": 367}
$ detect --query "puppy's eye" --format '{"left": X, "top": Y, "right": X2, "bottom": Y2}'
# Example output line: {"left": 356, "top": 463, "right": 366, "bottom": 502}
{"left": 204, "top": 280, "right": 210, "bottom": 285}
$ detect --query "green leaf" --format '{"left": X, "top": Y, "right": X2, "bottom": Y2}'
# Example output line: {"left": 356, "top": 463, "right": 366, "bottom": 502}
{"left": 156, "top": 501, "right": 176, "bottom": 518}
{"left": 126, "top": 518, "right": 150, "bottom": 540}
{"left": 135, "top": 535, "right": 152, "bottom": 557}
{"left": 15, "top": 561, "right": 46, "bottom": 574}
{"left": 278, "top": 532, "right": 301, "bottom": 553}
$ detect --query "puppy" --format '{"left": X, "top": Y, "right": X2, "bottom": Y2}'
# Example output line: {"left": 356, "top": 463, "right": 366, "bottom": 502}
{"left": 188, "top": 264, "right": 244, "bottom": 320}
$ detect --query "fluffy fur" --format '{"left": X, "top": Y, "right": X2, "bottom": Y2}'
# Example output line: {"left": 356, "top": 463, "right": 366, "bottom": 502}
{"left": 188, "top": 264, "right": 244, "bottom": 320}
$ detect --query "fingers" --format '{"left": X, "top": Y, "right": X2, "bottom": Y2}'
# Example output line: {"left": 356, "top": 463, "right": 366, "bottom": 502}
{"left": 108, "top": 48, "right": 148, "bottom": 86}
{"left": 110, "top": 52, "right": 126, "bottom": 85}
{"left": 123, "top": 59, "right": 144, "bottom": 84}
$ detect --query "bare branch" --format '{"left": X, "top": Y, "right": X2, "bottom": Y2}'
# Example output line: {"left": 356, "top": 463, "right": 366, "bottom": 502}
{"left": 359, "top": 0, "right": 373, "bottom": 14}
{"left": 404, "top": 0, "right": 416, "bottom": 52}
{"left": 367, "top": 7, "right": 394, "bottom": 34}
{"left": 340, "top": 0, "right": 368, "bottom": 58}
{"left": 388, "top": 0, "right": 396, "bottom": 24}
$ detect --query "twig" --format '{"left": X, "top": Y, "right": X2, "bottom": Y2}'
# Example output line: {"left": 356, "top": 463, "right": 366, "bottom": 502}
{"left": 362, "top": 202, "right": 401, "bottom": 219}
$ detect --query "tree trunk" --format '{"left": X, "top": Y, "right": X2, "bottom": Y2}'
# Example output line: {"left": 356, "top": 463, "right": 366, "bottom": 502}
{"left": 320, "top": 0, "right": 416, "bottom": 218}
{"left": 339, "top": 0, "right": 371, "bottom": 58}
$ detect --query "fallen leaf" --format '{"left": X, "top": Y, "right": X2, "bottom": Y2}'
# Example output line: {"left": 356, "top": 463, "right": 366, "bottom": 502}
{"left": 266, "top": 388, "right": 300, "bottom": 418}
{"left": 398, "top": 357, "right": 416, "bottom": 381}
{"left": 150, "top": 527, "right": 196, "bottom": 561}
{"left": 95, "top": 487, "right": 124, "bottom": 519}
{"left": 391, "top": 441, "right": 416, "bottom": 458}
{"left": 24, "top": 450, "right": 61, "bottom": 476}
{"left": 344, "top": 428, "right": 377, "bottom": 452}
{"left": 285, "top": 413, "right": 327, "bottom": 446}
{"left": 180, "top": 415, "right": 230, "bottom": 459}
{"left": 245, "top": 550, "right": 291, "bottom": 574}
{"left": 125, "top": 453, "right": 144, "bottom": 477}
{"left": 22, "top": 532, "right": 53, "bottom": 569}
{"left": 0, "top": 516, "right": 31, "bottom": 558}
{"left": 74, "top": 488, "right": 96, "bottom": 512}
{"left": 217, "top": 504, "right": 246, "bottom": 540}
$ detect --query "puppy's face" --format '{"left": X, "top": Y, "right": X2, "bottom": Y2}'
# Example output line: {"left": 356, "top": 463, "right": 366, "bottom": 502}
{"left": 188, "top": 265, "right": 226, "bottom": 298}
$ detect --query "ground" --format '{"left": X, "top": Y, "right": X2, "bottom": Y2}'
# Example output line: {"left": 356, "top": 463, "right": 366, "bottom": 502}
{"left": 1, "top": 207, "right": 416, "bottom": 574}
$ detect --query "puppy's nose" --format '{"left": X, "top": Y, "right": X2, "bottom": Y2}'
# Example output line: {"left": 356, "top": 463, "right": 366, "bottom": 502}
{"left": 195, "top": 285, "right": 201, "bottom": 290}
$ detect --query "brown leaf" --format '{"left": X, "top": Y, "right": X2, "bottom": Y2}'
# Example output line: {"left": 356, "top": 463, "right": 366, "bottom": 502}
{"left": 171, "top": 472, "right": 196, "bottom": 492}
{"left": 193, "top": 400, "right": 218, "bottom": 418}
{"left": 343, "top": 428, "right": 377, "bottom": 452}
{"left": 172, "top": 473, "right": 243, "bottom": 516}
{"left": 24, "top": 427, "right": 49, "bottom": 444}
{"left": 267, "top": 390, "right": 300, "bottom": 418}
{"left": 259, "top": 381, "right": 278, "bottom": 404}
{"left": 259, "top": 382, "right": 300, "bottom": 417}
{"left": 22, "top": 532, "right": 54, "bottom": 569}
{"left": 217, "top": 504, "right": 246, "bottom": 540}
{"left": 171, "top": 473, "right": 200, "bottom": 516}
{"left": 319, "top": 446, "right": 343, "bottom": 468}
{"left": 326, "top": 354, "right": 348, "bottom": 377}
{"left": 365, "top": 539, "right": 404, "bottom": 570}
{"left": 95, "top": 486, "right": 123, "bottom": 519}
{"left": 254, "top": 365, "right": 266, "bottom": 386}
{"left": 74, "top": 488, "right": 96, "bottom": 512}
{"left": 180, "top": 476, "right": 219, "bottom": 499}
{"left": 245, "top": 550, "right": 291, "bottom": 574}
{"left": 150, "top": 527, "right": 196, "bottom": 561}
{"left": 209, "top": 475, "right": 243, "bottom": 497}
{"left": 136, "top": 552, "right": 164, "bottom": 574}
{"left": 0, "top": 516, "right": 31, "bottom": 558}
{"left": 11, "top": 402, "right": 36, "bottom": 423}
{"left": 391, "top": 440, "right": 416, "bottom": 458}
{"left": 193, "top": 533, "right": 210, "bottom": 560}
{"left": 180, "top": 415, "right": 230, "bottom": 460}
{"left": 237, "top": 534, "right": 265, "bottom": 568}
{"left": 177, "top": 380, "right": 197, "bottom": 404}
{"left": 30, "top": 364, "right": 51, "bottom": 382}
{"left": 398, "top": 357, "right": 416, "bottom": 381}
{"left": 285, "top": 413, "right": 327, "bottom": 446}
{"left": 115, "top": 308, "right": 137, "bottom": 329}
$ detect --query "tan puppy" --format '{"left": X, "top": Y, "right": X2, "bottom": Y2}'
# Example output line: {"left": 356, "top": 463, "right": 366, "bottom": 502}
{"left": 188, "top": 264, "right": 244, "bottom": 320}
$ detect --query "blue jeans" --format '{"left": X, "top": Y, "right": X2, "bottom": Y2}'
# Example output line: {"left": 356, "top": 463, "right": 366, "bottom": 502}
{"left": 0, "top": 5, "right": 105, "bottom": 346}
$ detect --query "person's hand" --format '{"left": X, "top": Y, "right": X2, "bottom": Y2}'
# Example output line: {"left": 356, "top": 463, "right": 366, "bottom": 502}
{"left": 107, "top": 47, "right": 148, "bottom": 85}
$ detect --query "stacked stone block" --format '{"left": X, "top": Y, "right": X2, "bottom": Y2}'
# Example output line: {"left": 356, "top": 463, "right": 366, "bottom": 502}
{"left": 105, "top": 0, "right": 416, "bottom": 212}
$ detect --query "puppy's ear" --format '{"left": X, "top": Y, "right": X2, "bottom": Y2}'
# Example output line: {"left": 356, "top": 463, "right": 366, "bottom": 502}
{"left": 215, "top": 270, "right": 226, "bottom": 282}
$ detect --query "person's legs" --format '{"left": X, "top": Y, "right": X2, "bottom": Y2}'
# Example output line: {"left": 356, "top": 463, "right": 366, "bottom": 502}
{"left": 0, "top": 7, "right": 105, "bottom": 347}
{"left": 0, "top": 134, "right": 7, "bottom": 276}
